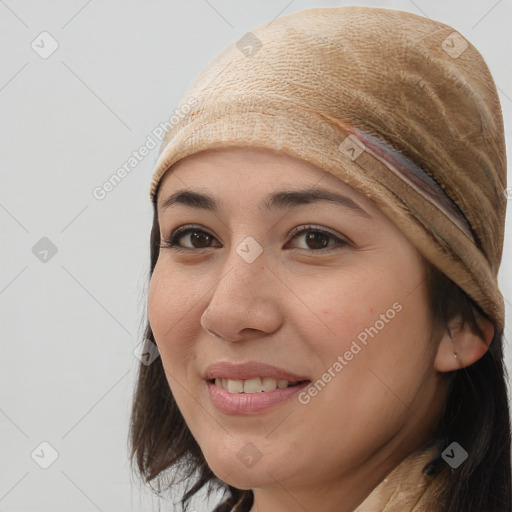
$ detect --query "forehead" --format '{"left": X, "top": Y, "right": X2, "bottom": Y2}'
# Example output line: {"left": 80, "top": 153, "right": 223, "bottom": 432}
{"left": 156, "top": 147, "right": 380, "bottom": 215}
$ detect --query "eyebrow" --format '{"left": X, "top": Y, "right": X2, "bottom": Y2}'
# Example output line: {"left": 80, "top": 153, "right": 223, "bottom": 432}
{"left": 159, "top": 187, "right": 371, "bottom": 218}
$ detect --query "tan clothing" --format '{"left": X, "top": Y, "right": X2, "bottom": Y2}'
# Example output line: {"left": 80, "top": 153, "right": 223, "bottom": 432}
{"left": 354, "top": 448, "right": 443, "bottom": 511}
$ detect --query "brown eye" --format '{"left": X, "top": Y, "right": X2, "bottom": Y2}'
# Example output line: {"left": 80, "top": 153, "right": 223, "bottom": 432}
{"left": 288, "top": 226, "right": 349, "bottom": 252}
{"left": 187, "top": 231, "right": 213, "bottom": 248}
{"left": 159, "top": 224, "right": 348, "bottom": 253}
{"left": 303, "top": 231, "right": 330, "bottom": 249}
{"left": 159, "top": 227, "right": 220, "bottom": 251}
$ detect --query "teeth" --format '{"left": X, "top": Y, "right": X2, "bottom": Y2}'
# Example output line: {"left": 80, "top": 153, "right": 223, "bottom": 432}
{"left": 244, "top": 377, "right": 262, "bottom": 393}
{"left": 227, "top": 379, "right": 244, "bottom": 393}
{"left": 214, "top": 377, "right": 298, "bottom": 393}
{"left": 262, "top": 377, "right": 278, "bottom": 391}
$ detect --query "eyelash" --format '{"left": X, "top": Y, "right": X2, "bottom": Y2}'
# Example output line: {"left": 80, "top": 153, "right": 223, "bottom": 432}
{"left": 158, "top": 224, "right": 350, "bottom": 254}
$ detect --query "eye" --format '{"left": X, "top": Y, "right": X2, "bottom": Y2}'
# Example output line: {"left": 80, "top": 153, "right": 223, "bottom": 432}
{"left": 287, "top": 225, "right": 349, "bottom": 252}
{"left": 159, "top": 224, "right": 349, "bottom": 253}
{"left": 159, "top": 225, "right": 219, "bottom": 251}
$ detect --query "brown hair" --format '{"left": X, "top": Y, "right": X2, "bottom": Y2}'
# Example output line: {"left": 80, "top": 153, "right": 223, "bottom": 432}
{"left": 129, "top": 201, "right": 511, "bottom": 512}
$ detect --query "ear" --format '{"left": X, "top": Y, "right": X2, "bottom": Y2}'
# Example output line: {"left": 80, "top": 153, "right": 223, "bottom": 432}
{"left": 434, "top": 315, "right": 494, "bottom": 372}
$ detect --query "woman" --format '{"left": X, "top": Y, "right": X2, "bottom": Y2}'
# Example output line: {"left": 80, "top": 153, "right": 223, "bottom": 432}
{"left": 130, "top": 6, "right": 511, "bottom": 511}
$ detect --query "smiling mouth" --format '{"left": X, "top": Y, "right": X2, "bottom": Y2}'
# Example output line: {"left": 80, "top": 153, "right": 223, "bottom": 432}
{"left": 209, "top": 377, "right": 310, "bottom": 394}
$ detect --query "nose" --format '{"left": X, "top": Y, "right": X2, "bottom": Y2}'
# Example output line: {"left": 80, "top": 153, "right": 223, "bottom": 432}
{"left": 200, "top": 247, "right": 283, "bottom": 342}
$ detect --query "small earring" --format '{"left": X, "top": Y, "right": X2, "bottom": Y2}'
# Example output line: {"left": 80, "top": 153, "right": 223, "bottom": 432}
{"left": 453, "top": 352, "right": 458, "bottom": 359}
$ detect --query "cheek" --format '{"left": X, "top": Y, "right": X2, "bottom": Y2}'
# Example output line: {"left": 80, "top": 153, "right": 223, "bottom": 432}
{"left": 287, "top": 275, "right": 434, "bottom": 469}
{"left": 289, "top": 267, "right": 401, "bottom": 353}
{"left": 149, "top": 260, "right": 197, "bottom": 335}
{"left": 147, "top": 264, "right": 205, "bottom": 415}
{"left": 147, "top": 265, "right": 173, "bottom": 348}
{"left": 291, "top": 257, "right": 433, "bottom": 406}
{"left": 147, "top": 263, "right": 201, "bottom": 365}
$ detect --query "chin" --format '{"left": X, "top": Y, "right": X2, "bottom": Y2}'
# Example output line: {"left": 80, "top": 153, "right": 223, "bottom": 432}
{"left": 203, "top": 449, "right": 284, "bottom": 490}
{"left": 211, "top": 465, "right": 274, "bottom": 490}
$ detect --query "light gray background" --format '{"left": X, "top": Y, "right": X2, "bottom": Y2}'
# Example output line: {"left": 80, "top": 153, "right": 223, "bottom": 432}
{"left": 1, "top": 1, "right": 511, "bottom": 511}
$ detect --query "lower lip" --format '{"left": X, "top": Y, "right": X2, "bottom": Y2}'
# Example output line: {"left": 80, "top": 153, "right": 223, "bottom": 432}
{"left": 206, "top": 380, "right": 310, "bottom": 414}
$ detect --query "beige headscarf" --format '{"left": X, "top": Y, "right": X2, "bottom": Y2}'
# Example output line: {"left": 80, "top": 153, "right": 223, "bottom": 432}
{"left": 149, "top": 6, "right": 507, "bottom": 331}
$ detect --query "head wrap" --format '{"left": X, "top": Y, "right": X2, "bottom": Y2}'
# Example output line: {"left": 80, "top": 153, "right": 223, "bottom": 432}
{"left": 149, "top": 6, "right": 507, "bottom": 331}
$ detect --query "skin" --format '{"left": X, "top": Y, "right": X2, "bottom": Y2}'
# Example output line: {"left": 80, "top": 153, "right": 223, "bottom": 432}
{"left": 148, "top": 147, "right": 493, "bottom": 512}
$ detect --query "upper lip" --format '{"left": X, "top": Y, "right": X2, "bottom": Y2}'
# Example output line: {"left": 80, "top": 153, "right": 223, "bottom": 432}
{"left": 204, "top": 361, "right": 310, "bottom": 382}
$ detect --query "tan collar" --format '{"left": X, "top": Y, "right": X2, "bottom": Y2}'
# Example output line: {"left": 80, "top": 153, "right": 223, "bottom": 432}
{"left": 354, "top": 447, "right": 443, "bottom": 512}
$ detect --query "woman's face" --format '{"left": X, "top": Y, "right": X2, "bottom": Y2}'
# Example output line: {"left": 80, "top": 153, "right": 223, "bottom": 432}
{"left": 148, "top": 147, "right": 446, "bottom": 497}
